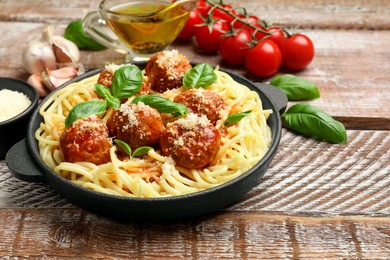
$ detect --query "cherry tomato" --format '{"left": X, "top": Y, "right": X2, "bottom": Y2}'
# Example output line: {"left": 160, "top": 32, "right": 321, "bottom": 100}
{"left": 248, "top": 21, "right": 268, "bottom": 41}
{"left": 267, "top": 27, "right": 285, "bottom": 47}
{"left": 212, "top": 4, "right": 234, "bottom": 23}
{"left": 234, "top": 15, "right": 259, "bottom": 31}
{"left": 195, "top": 21, "right": 229, "bottom": 52}
{"left": 219, "top": 29, "right": 252, "bottom": 65}
{"left": 195, "top": 0, "right": 211, "bottom": 17}
{"left": 246, "top": 39, "right": 282, "bottom": 78}
{"left": 177, "top": 11, "right": 203, "bottom": 40}
{"left": 280, "top": 34, "right": 315, "bottom": 71}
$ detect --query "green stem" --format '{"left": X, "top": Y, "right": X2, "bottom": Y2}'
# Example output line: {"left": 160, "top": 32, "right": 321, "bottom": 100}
{"left": 204, "top": 0, "right": 270, "bottom": 36}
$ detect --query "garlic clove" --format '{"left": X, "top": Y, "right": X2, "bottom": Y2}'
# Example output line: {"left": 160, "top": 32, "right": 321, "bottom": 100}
{"left": 52, "top": 35, "right": 80, "bottom": 64}
{"left": 42, "top": 67, "right": 79, "bottom": 91}
{"left": 27, "top": 74, "right": 50, "bottom": 97}
{"left": 56, "top": 61, "right": 80, "bottom": 70}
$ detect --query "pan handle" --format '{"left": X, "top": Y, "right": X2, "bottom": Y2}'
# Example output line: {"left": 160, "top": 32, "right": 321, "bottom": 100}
{"left": 5, "top": 139, "right": 44, "bottom": 183}
{"left": 254, "top": 82, "right": 288, "bottom": 114}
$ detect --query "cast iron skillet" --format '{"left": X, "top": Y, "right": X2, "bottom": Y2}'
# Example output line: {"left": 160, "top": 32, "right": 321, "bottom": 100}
{"left": 6, "top": 62, "right": 287, "bottom": 221}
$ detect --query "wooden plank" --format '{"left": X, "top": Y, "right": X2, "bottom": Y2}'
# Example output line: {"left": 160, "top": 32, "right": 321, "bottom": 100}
{"left": 0, "top": 209, "right": 389, "bottom": 259}
{"left": 0, "top": 0, "right": 389, "bottom": 30}
{"left": 333, "top": 117, "right": 390, "bottom": 131}
{"left": 1, "top": 130, "right": 389, "bottom": 216}
{"left": 238, "top": 0, "right": 390, "bottom": 30}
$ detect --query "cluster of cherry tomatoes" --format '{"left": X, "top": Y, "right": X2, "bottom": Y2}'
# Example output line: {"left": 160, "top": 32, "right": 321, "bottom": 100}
{"left": 176, "top": 0, "right": 315, "bottom": 78}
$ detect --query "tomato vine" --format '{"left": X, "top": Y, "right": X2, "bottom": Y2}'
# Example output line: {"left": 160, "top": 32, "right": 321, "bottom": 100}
{"left": 176, "top": 0, "right": 315, "bottom": 78}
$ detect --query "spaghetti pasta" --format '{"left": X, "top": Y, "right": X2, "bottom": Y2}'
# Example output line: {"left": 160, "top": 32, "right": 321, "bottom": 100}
{"left": 36, "top": 67, "right": 272, "bottom": 198}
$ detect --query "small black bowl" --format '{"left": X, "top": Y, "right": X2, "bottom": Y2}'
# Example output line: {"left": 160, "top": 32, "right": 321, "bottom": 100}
{"left": 0, "top": 78, "right": 39, "bottom": 159}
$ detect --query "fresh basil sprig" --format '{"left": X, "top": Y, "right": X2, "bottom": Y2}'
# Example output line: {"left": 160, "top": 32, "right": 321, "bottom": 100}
{"left": 65, "top": 100, "right": 107, "bottom": 128}
{"left": 183, "top": 63, "right": 217, "bottom": 89}
{"left": 95, "top": 65, "right": 143, "bottom": 107}
{"left": 282, "top": 103, "right": 347, "bottom": 144}
{"left": 224, "top": 111, "right": 252, "bottom": 126}
{"left": 64, "top": 20, "right": 107, "bottom": 50}
{"left": 114, "top": 139, "right": 153, "bottom": 158}
{"left": 270, "top": 74, "right": 320, "bottom": 101}
{"left": 111, "top": 65, "right": 143, "bottom": 99}
{"left": 95, "top": 84, "right": 120, "bottom": 109}
{"left": 132, "top": 94, "right": 188, "bottom": 116}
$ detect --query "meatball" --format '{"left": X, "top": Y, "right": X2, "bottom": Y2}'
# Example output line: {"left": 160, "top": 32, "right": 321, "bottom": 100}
{"left": 174, "top": 88, "right": 226, "bottom": 125}
{"left": 107, "top": 102, "right": 165, "bottom": 150}
{"left": 60, "top": 115, "right": 111, "bottom": 165}
{"left": 98, "top": 67, "right": 149, "bottom": 95}
{"left": 97, "top": 68, "right": 114, "bottom": 88}
{"left": 145, "top": 50, "right": 192, "bottom": 93}
{"left": 159, "top": 113, "right": 221, "bottom": 169}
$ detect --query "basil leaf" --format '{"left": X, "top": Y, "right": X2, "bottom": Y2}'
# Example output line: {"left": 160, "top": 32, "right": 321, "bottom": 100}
{"left": 133, "top": 146, "right": 153, "bottom": 157}
{"left": 114, "top": 140, "right": 152, "bottom": 158}
{"left": 270, "top": 74, "right": 320, "bottom": 101}
{"left": 95, "top": 84, "right": 120, "bottom": 109}
{"left": 224, "top": 111, "right": 252, "bottom": 126}
{"left": 282, "top": 103, "right": 347, "bottom": 144}
{"left": 63, "top": 20, "right": 107, "bottom": 50}
{"left": 111, "top": 65, "right": 143, "bottom": 99}
{"left": 132, "top": 94, "right": 188, "bottom": 116}
{"left": 183, "top": 63, "right": 217, "bottom": 89}
{"left": 114, "top": 139, "right": 132, "bottom": 157}
{"left": 65, "top": 100, "right": 107, "bottom": 128}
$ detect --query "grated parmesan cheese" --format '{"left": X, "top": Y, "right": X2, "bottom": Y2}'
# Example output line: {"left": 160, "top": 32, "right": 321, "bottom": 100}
{"left": 155, "top": 49, "right": 183, "bottom": 80}
{"left": 173, "top": 113, "right": 210, "bottom": 130}
{"left": 105, "top": 63, "right": 125, "bottom": 72}
{"left": 0, "top": 89, "right": 31, "bottom": 122}
{"left": 162, "top": 158, "right": 177, "bottom": 175}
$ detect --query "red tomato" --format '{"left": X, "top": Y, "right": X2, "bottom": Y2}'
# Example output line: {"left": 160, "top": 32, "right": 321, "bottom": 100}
{"left": 247, "top": 21, "right": 268, "bottom": 41}
{"left": 219, "top": 29, "right": 252, "bottom": 65}
{"left": 212, "top": 4, "right": 234, "bottom": 23}
{"left": 246, "top": 40, "right": 282, "bottom": 78}
{"left": 195, "top": 0, "right": 211, "bottom": 17}
{"left": 177, "top": 11, "right": 203, "bottom": 40}
{"left": 280, "top": 34, "right": 315, "bottom": 71}
{"left": 195, "top": 21, "right": 229, "bottom": 52}
{"left": 267, "top": 27, "right": 285, "bottom": 47}
{"left": 234, "top": 15, "right": 259, "bottom": 30}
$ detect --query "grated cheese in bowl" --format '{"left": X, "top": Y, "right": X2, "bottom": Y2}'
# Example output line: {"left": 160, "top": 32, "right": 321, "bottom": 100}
{"left": 0, "top": 89, "right": 32, "bottom": 122}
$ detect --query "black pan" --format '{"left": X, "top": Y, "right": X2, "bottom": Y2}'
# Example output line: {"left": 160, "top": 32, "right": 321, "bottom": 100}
{"left": 6, "top": 63, "right": 287, "bottom": 221}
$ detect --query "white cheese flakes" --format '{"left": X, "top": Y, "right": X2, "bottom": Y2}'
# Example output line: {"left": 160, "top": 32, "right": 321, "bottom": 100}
{"left": 0, "top": 89, "right": 31, "bottom": 122}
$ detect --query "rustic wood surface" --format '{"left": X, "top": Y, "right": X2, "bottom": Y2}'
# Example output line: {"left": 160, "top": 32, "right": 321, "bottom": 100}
{"left": 0, "top": 0, "right": 389, "bottom": 259}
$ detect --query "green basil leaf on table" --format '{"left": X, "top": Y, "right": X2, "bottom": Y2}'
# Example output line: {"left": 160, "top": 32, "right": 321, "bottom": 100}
{"left": 133, "top": 146, "right": 153, "bottom": 157}
{"left": 65, "top": 100, "right": 107, "bottom": 128}
{"left": 270, "top": 74, "right": 320, "bottom": 101}
{"left": 183, "top": 63, "right": 217, "bottom": 89}
{"left": 282, "top": 103, "right": 347, "bottom": 144}
{"left": 111, "top": 65, "right": 143, "bottom": 99}
{"left": 95, "top": 84, "right": 120, "bottom": 109}
{"left": 224, "top": 111, "right": 252, "bottom": 126}
{"left": 114, "top": 139, "right": 132, "bottom": 157}
{"left": 64, "top": 20, "right": 107, "bottom": 51}
{"left": 132, "top": 94, "right": 188, "bottom": 116}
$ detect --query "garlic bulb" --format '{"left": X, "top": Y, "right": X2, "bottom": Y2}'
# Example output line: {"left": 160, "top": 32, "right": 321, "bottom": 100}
{"left": 22, "top": 26, "right": 57, "bottom": 75}
{"left": 22, "top": 25, "right": 80, "bottom": 74}
{"left": 22, "top": 25, "right": 81, "bottom": 97}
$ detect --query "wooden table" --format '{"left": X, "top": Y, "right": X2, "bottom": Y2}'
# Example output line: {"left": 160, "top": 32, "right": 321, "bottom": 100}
{"left": 1, "top": 0, "right": 389, "bottom": 258}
